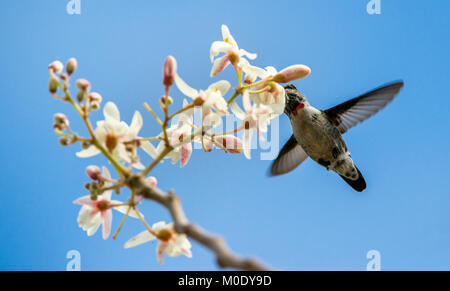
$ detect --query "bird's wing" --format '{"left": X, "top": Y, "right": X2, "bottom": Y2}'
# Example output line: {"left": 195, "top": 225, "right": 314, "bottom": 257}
{"left": 270, "top": 135, "right": 308, "bottom": 176}
{"left": 324, "top": 81, "right": 404, "bottom": 134}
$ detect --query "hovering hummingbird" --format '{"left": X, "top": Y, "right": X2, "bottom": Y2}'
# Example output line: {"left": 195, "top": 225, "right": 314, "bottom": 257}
{"left": 270, "top": 81, "right": 404, "bottom": 192}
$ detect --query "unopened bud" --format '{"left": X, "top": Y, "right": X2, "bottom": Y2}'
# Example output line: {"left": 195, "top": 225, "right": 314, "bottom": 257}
{"left": 86, "top": 165, "right": 101, "bottom": 180}
{"left": 163, "top": 55, "right": 177, "bottom": 87}
{"left": 59, "top": 73, "right": 69, "bottom": 81}
{"left": 77, "top": 91, "right": 87, "bottom": 103}
{"left": 59, "top": 137, "right": 70, "bottom": 146}
{"left": 90, "top": 192, "right": 98, "bottom": 201}
{"left": 76, "top": 78, "right": 91, "bottom": 92}
{"left": 159, "top": 96, "right": 173, "bottom": 107}
{"left": 90, "top": 101, "right": 100, "bottom": 111}
{"left": 227, "top": 49, "right": 240, "bottom": 66}
{"left": 89, "top": 92, "right": 102, "bottom": 103}
{"left": 48, "top": 61, "right": 64, "bottom": 74}
{"left": 81, "top": 141, "right": 91, "bottom": 149}
{"left": 49, "top": 77, "right": 59, "bottom": 94}
{"left": 105, "top": 133, "right": 118, "bottom": 152}
{"left": 54, "top": 113, "right": 69, "bottom": 130}
{"left": 272, "top": 65, "right": 311, "bottom": 83}
{"left": 66, "top": 58, "right": 77, "bottom": 75}
{"left": 125, "top": 142, "right": 135, "bottom": 153}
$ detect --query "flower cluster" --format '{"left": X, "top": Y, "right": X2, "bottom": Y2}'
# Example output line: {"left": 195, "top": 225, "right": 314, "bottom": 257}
{"left": 48, "top": 24, "right": 310, "bottom": 266}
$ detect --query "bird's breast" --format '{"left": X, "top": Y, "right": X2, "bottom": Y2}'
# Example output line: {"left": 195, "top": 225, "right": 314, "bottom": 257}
{"left": 290, "top": 107, "right": 347, "bottom": 167}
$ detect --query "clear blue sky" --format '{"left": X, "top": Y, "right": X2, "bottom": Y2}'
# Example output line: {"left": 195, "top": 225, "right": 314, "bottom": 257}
{"left": 1, "top": 0, "right": 449, "bottom": 270}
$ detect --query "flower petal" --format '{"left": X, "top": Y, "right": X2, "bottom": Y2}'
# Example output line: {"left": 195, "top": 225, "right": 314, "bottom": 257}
{"left": 152, "top": 221, "right": 168, "bottom": 232}
{"left": 210, "top": 41, "right": 233, "bottom": 62}
{"left": 129, "top": 111, "right": 143, "bottom": 136}
{"left": 102, "top": 209, "right": 112, "bottom": 240}
{"left": 241, "top": 60, "right": 266, "bottom": 82}
{"left": 243, "top": 128, "right": 253, "bottom": 159}
{"left": 76, "top": 146, "right": 101, "bottom": 158}
{"left": 242, "top": 90, "right": 252, "bottom": 113}
{"left": 202, "top": 112, "right": 222, "bottom": 128}
{"left": 103, "top": 102, "right": 120, "bottom": 123}
{"left": 180, "top": 142, "right": 192, "bottom": 168}
{"left": 229, "top": 101, "right": 246, "bottom": 120}
{"left": 111, "top": 202, "right": 144, "bottom": 219}
{"left": 165, "top": 234, "right": 192, "bottom": 258}
{"left": 175, "top": 74, "right": 198, "bottom": 99}
{"left": 208, "top": 80, "right": 231, "bottom": 97}
{"left": 210, "top": 55, "right": 230, "bottom": 77}
{"left": 141, "top": 141, "right": 159, "bottom": 159}
{"left": 124, "top": 230, "right": 157, "bottom": 249}
{"left": 221, "top": 24, "right": 238, "bottom": 49}
{"left": 215, "top": 135, "right": 242, "bottom": 154}
{"left": 86, "top": 221, "right": 101, "bottom": 236}
{"left": 157, "top": 241, "right": 168, "bottom": 264}
{"left": 73, "top": 195, "right": 95, "bottom": 206}
{"left": 239, "top": 48, "right": 257, "bottom": 60}
{"left": 132, "top": 161, "right": 145, "bottom": 170}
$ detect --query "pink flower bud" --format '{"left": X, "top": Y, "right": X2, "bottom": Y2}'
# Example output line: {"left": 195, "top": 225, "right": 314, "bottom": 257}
{"left": 163, "top": 56, "right": 177, "bottom": 87}
{"left": 89, "top": 92, "right": 102, "bottom": 103}
{"left": 90, "top": 101, "right": 100, "bottom": 111}
{"left": 76, "top": 78, "right": 91, "bottom": 92}
{"left": 48, "top": 61, "right": 64, "bottom": 74}
{"left": 272, "top": 65, "right": 311, "bottom": 83}
{"left": 66, "top": 58, "right": 77, "bottom": 75}
{"left": 53, "top": 113, "right": 69, "bottom": 130}
{"left": 86, "top": 165, "right": 101, "bottom": 180}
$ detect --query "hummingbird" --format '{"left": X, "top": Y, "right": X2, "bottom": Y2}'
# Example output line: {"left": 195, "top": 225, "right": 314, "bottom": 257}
{"left": 270, "top": 81, "right": 404, "bottom": 192}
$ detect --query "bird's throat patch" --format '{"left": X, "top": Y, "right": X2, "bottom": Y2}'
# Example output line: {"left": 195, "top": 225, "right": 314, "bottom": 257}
{"left": 292, "top": 103, "right": 305, "bottom": 116}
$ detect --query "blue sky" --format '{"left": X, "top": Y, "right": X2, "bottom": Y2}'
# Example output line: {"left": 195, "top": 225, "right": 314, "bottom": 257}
{"left": 0, "top": 0, "right": 449, "bottom": 270}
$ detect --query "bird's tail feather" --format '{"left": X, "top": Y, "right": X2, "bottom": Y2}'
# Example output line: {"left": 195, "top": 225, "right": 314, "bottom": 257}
{"left": 339, "top": 167, "right": 366, "bottom": 192}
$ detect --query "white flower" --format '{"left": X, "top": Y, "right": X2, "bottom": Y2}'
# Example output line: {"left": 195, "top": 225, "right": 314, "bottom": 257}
{"left": 230, "top": 91, "right": 277, "bottom": 159}
{"left": 76, "top": 102, "right": 145, "bottom": 169}
{"left": 141, "top": 100, "right": 194, "bottom": 168}
{"left": 124, "top": 221, "right": 192, "bottom": 264}
{"left": 240, "top": 62, "right": 286, "bottom": 115}
{"left": 175, "top": 75, "right": 230, "bottom": 123}
{"left": 209, "top": 24, "right": 257, "bottom": 77}
{"left": 73, "top": 167, "right": 143, "bottom": 239}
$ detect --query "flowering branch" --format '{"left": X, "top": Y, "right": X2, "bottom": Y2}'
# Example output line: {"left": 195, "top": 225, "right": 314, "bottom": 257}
{"left": 48, "top": 24, "right": 311, "bottom": 270}
{"left": 126, "top": 174, "right": 269, "bottom": 270}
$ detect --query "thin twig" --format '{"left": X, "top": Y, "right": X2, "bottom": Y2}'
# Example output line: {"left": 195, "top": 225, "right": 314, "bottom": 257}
{"left": 126, "top": 174, "right": 270, "bottom": 271}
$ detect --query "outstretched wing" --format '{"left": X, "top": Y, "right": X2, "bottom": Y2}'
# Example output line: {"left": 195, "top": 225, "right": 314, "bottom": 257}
{"left": 270, "top": 135, "right": 308, "bottom": 176}
{"left": 325, "top": 81, "right": 404, "bottom": 134}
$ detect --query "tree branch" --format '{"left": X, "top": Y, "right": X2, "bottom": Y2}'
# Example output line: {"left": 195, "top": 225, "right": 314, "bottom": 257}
{"left": 126, "top": 174, "right": 271, "bottom": 271}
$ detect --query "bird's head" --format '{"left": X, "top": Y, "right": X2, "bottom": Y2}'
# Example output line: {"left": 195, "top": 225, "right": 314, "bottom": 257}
{"left": 284, "top": 84, "right": 309, "bottom": 117}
